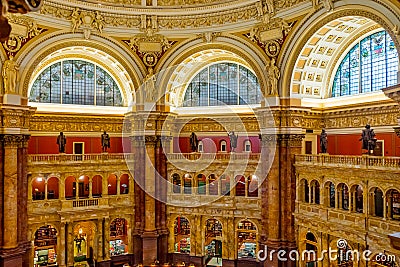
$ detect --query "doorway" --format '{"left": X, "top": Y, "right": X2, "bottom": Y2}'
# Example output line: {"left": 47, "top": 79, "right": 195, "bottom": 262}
{"left": 73, "top": 142, "right": 84, "bottom": 160}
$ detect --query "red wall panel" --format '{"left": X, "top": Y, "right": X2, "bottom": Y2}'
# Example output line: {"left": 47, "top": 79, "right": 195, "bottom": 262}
{"left": 29, "top": 136, "right": 125, "bottom": 154}
{"left": 318, "top": 132, "right": 399, "bottom": 156}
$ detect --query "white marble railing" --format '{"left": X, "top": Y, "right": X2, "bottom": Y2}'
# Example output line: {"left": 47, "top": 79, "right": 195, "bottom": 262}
{"left": 28, "top": 153, "right": 133, "bottom": 164}
{"left": 295, "top": 154, "right": 400, "bottom": 169}
{"left": 167, "top": 153, "right": 260, "bottom": 161}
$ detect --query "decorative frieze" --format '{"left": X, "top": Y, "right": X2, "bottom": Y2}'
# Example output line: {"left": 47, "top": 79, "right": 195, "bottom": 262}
{"left": 30, "top": 115, "right": 125, "bottom": 133}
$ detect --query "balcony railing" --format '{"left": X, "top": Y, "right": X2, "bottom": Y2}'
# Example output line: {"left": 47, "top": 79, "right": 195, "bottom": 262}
{"left": 295, "top": 154, "right": 400, "bottom": 169}
{"left": 28, "top": 153, "right": 134, "bottom": 164}
{"left": 167, "top": 153, "right": 260, "bottom": 161}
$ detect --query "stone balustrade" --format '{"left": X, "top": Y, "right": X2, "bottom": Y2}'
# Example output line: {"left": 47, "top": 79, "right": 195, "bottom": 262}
{"left": 295, "top": 154, "right": 400, "bottom": 169}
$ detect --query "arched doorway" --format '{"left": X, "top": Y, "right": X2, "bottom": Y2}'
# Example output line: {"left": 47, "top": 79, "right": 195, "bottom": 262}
{"left": 237, "top": 220, "right": 257, "bottom": 259}
{"left": 73, "top": 222, "right": 96, "bottom": 264}
{"left": 174, "top": 217, "right": 190, "bottom": 254}
{"left": 204, "top": 219, "right": 222, "bottom": 265}
{"left": 33, "top": 225, "right": 58, "bottom": 267}
{"left": 110, "top": 218, "right": 129, "bottom": 256}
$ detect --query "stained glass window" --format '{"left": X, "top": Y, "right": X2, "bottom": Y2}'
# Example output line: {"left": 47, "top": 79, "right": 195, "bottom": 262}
{"left": 332, "top": 30, "right": 398, "bottom": 97}
{"left": 183, "top": 62, "right": 261, "bottom": 107}
{"left": 29, "top": 60, "right": 123, "bottom": 106}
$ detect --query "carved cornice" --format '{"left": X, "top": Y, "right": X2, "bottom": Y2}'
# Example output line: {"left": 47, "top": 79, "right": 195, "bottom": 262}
{"left": 30, "top": 115, "right": 126, "bottom": 133}
{"left": 0, "top": 107, "right": 35, "bottom": 130}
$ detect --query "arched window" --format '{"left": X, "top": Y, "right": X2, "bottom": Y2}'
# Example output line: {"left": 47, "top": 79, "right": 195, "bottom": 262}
{"left": 305, "top": 232, "right": 317, "bottom": 267}
{"left": 197, "top": 174, "right": 206, "bottom": 195}
{"left": 220, "top": 140, "right": 227, "bottom": 152}
{"left": 235, "top": 175, "right": 246, "bottom": 197}
{"left": 370, "top": 187, "right": 384, "bottom": 217}
{"left": 183, "top": 62, "right": 261, "bottom": 107}
{"left": 310, "top": 180, "right": 320, "bottom": 205}
{"left": 247, "top": 175, "right": 258, "bottom": 197}
{"left": 108, "top": 174, "right": 117, "bottom": 196}
{"left": 198, "top": 140, "right": 204, "bottom": 152}
{"left": 183, "top": 174, "right": 192, "bottom": 194}
{"left": 237, "top": 220, "right": 257, "bottom": 259}
{"left": 120, "top": 174, "right": 129, "bottom": 194}
{"left": 172, "top": 173, "right": 181, "bottom": 194}
{"left": 244, "top": 140, "right": 252, "bottom": 152}
{"left": 332, "top": 30, "right": 398, "bottom": 97}
{"left": 110, "top": 218, "right": 128, "bottom": 256}
{"left": 32, "top": 177, "right": 45, "bottom": 200}
{"left": 205, "top": 219, "right": 222, "bottom": 261}
{"left": 388, "top": 189, "right": 400, "bottom": 220}
{"left": 29, "top": 60, "right": 123, "bottom": 106}
{"left": 339, "top": 183, "right": 349, "bottom": 210}
{"left": 34, "top": 225, "right": 58, "bottom": 266}
{"left": 47, "top": 177, "right": 59, "bottom": 200}
{"left": 174, "top": 217, "right": 190, "bottom": 254}
{"left": 92, "top": 175, "right": 102, "bottom": 197}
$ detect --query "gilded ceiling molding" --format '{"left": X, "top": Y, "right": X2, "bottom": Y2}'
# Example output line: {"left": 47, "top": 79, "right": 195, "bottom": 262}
{"left": 18, "top": 34, "right": 143, "bottom": 99}
{"left": 1, "top": 14, "right": 46, "bottom": 58}
{"left": 280, "top": 3, "right": 400, "bottom": 98}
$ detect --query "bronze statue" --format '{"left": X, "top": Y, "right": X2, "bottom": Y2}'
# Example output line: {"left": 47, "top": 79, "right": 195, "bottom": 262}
{"left": 101, "top": 131, "right": 110, "bottom": 152}
{"left": 320, "top": 129, "right": 328, "bottom": 153}
{"left": 360, "top": 124, "right": 377, "bottom": 154}
{"left": 56, "top": 132, "right": 66, "bottom": 153}
{"left": 228, "top": 131, "right": 238, "bottom": 152}
{"left": 189, "top": 132, "right": 199, "bottom": 152}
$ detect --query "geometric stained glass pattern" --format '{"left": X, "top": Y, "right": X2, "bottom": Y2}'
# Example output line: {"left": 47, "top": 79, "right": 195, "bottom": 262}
{"left": 29, "top": 60, "right": 123, "bottom": 106}
{"left": 332, "top": 30, "right": 398, "bottom": 97}
{"left": 183, "top": 62, "right": 261, "bottom": 107}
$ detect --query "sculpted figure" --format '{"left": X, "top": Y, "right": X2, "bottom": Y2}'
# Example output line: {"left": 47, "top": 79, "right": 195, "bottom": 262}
{"left": 93, "top": 11, "right": 105, "bottom": 33}
{"left": 359, "top": 124, "right": 377, "bottom": 153}
{"left": 266, "top": 58, "right": 280, "bottom": 96}
{"left": 71, "top": 8, "right": 82, "bottom": 33}
{"left": 144, "top": 68, "right": 156, "bottom": 102}
{"left": 2, "top": 55, "right": 18, "bottom": 94}
{"left": 101, "top": 131, "right": 110, "bottom": 152}
{"left": 189, "top": 132, "right": 199, "bottom": 152}
{"left": 228, "top": 131, "right": 238, "bottom": 152}
{"left": 320, "top": 129, "right": 328, "bottom": 153}
{"left": 57, "top": 132, "right": 67, "bottom": 153}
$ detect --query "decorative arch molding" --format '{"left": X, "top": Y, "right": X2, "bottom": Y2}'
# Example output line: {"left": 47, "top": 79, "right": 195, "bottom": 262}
{"left": 156, "top": 35, "right": 268, "bottom": 107}
{"left": 17, "top": 32, "right": 144, "bottom": 103}
{"left": 281, "top": 0, "right": 400, "bottom": 99}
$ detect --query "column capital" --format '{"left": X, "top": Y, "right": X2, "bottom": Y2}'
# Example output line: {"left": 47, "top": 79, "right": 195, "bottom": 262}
{"left": 0, "top": 134, "right": 30, "bottom": 148}
{"left": 279, "top": 133, "right": 305, "bottom": 147}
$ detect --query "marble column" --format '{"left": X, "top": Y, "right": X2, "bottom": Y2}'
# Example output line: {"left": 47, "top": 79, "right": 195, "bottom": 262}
{"left": 131, "top": 135, "right": 145, "bottom": 265}
{"left": 142, "top": 136, "right": 159, "bottom": 265}
{"left": 0, "top": 134, "right": 31, "bottom": 267}
{"left": 59, "top": 222, "right": 66, "bottom": 267}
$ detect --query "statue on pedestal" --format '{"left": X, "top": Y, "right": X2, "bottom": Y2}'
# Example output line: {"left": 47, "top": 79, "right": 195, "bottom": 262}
{"left": 189, "top": 132, "right": 199, "bottom": 152}
{"left": 2, "top": 55, "right": 18, "bottom": 94}
{"left": 57, "top": 132, "right": 67, "bottom": 153}
{"left": 228, "top": 131, "right": 238, "bottom": 152}
{"left": 101, "top": 131, "right": 110, "bottom": 152}
{"left": 360, "top": 124, "right": 377, "bottom": 154}
{"left": 320, "top": 129, "right": 328, "bottom": 153}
